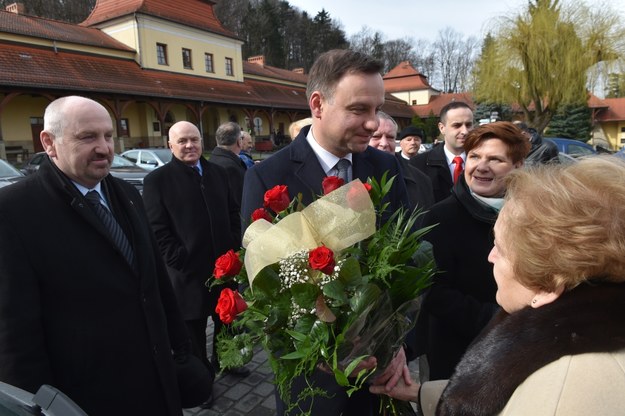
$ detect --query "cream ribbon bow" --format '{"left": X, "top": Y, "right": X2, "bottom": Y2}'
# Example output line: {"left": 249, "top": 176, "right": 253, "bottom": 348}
{"left": 242, "top": 180, "right": 376, "bottom": 286}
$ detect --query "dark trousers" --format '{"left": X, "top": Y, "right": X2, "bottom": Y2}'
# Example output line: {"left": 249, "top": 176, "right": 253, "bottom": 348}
{"left": 185, "top": 316, "right": 223, "bottom": 370}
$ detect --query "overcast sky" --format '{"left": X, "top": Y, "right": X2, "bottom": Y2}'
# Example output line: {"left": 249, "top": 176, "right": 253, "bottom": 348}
{"left": 287, "top": 0, "right": 625, "bottom": 43}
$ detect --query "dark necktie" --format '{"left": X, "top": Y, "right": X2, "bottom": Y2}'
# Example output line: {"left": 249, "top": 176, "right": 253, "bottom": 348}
{"left": 453, "top": 156, "right": 464, "bottom": 184}
{"left": 335, "top": 159, "right": 351, "bottom": 182}
{"left": 193, "top": 165, "right": 201, "bottom": 176}
{"left": 85, "top": 190, "right": 135, "bottom": 268}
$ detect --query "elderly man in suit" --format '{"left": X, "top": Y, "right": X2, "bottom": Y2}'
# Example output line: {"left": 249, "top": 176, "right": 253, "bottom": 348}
{"left": 370, "top": 112, "right": 434, "bottom": 213}
{"left": 209, "top": 121, "right": 247, "bottom": 205}
{"left": 142, "top": 121, "right": 248, "bottom": 391}
{"left": 0, "top": 96, "right": 210, "bottom": 415}
{"left": 241, "top": 49, "right": 411, "bottom": 416}
{"left": 411, "top": 101, "right": 474, "bottom": 202}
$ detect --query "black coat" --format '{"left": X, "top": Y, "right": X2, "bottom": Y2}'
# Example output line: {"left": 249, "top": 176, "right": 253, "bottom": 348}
{"left": 209, "top": 146, "right": 246, "bottom": 206}
{"left": 0, "top": 158, "right": 188, "bottom": 416}
{"left": 411, "top": 143, "right": 454, "bottom": 203}
{"left": 395, "top": 152, "right": 435, "bottom": 212}
{"left": 240, "top": 125, "right": 410, "bottom": 416}
{"left": 418, "top": 176, "right": 500, "bottom": 379}
{"left": 142, "top": 156, "right": 240, "bottom": 320}
{"left": 241, "top": 125, "right": 410, "bottom": 229}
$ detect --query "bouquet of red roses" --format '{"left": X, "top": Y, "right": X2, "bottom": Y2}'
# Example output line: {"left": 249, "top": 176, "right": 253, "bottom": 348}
{"left": 210, "top": 174, "right": 434, "bottom": 415}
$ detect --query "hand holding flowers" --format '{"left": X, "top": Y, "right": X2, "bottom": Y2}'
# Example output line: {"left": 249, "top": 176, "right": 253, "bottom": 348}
{"left": 209, "top": 174, "right": 434, "bottom": 415}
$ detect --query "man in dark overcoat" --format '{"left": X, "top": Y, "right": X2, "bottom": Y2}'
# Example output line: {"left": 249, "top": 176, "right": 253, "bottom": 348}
{"left": 208, "top": 121, "right": 246, "bottom": 206}
{"left": 410, "top": 101, "right": 474, "bottom": 203}
{"left": 241, "top": 49, "right": 411, "bottom": 416}
{"left": 0, "top": 96, "right": 203, "bottom": 416}
{"left": 142, "top": 121, "right": 245, "bottom": 382}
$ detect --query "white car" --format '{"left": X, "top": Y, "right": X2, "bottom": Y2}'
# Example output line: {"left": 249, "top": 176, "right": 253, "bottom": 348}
{"left": 120, "top": 148, "right": 172, "bottom": 171}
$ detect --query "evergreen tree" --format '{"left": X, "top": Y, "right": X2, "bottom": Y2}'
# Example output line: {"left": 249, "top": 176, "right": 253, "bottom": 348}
{"left": 546, "top": 105, "right": 592, "bottom": 141}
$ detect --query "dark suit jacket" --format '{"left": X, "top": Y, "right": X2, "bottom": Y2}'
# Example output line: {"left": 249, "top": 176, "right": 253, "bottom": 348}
{"left": 0, "top": 158, "right": 189, "bottom": 416}
{"left": 418, "top": 176, "right": 500, "bottom": 379}
{"left": 241, "top": 125, "right": 409, "bottom": 228}
{"left": 395, "top": 152, "right": 435, "bottom": 212}
{"left": 240, "top": 125, "right": 409, "bottom": 416}
{"left": 209, "top": 146, "right": 246, "bottom": 206}
{"left": 410, "top": 143, "right": 454, "bottom": 203}
{"left": 143, "top": 156, "right": 240, "bottom": 320}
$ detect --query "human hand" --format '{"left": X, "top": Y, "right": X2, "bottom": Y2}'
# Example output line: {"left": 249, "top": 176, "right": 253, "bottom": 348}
{"left": 369, "top": 377, "right": 420, "bottom": 403}
{"left": 371, "top": 347, "right": 412, "bottom": 391}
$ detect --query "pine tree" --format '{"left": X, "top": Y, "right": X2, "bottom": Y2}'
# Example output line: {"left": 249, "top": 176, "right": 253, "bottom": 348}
{"left": 546, "top": 105, "right": 592, "bottom": 141}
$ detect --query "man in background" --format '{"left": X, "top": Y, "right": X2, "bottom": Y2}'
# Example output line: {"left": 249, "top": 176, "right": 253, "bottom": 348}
{"left": 370, "top": 112, "right": 434, "bottom": 212}
{"left": 411, "top": 101, "right": 473, "bottom": 202}
{"left": 239, "top": 130, "right": 255, "bottom": 168}
{"left": 209, "top": 122, "right": 247, "bottom": 205}
{"left": 143, "top": 121, "right": 248, "bottom": 394}
{"left": 397, "top": 125, "right": 424, "bottom": 160}
{"left": 0, "top": 96, "right": 208, "bottom": 415}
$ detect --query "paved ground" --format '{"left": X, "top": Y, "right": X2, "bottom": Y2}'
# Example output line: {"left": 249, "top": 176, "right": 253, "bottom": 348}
{"left": 183, "top": 321, "right": 420, "bottom": 416}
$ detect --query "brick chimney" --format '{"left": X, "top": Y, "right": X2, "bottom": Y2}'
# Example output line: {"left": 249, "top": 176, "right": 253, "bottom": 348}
{"left": 292, "top": 68, "right": 304, "bottom": 74}
{"left": 247, "top": 55, "right": 265, "bottom": 67}
{"left": 5, "top": 2, "right": 25, "bottom": 14}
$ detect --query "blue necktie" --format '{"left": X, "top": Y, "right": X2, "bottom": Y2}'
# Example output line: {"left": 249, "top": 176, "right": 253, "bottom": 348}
{"left": 85, "top": 191, "right": 135, "bottom": 268}
{"left": 335, "top": 159, "right": 350, "bottom": 182}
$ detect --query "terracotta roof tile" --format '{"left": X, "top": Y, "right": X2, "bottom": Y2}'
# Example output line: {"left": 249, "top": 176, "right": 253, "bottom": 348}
{"left": 81, "top": 0, "right": 235, "bottom": 38}
{"left": 0, "top": 43, "right": 307, "bottom": 109}
{"left": 0, "top": 10, "right": 133, "bottom": 51}
{"left": 595, "top": 97, "right": 625, "bottom": 122}
{"left": 383, "top": 61, "right": 433, "bottom": 92}
{"left": 588, "top": 93, "right": 608, "bottom": 109}
{"left": 411, "top": 93, "right": 475, "bottom": 118}
{"left": 242, "top": 61, "right": 307, "bottom": 85}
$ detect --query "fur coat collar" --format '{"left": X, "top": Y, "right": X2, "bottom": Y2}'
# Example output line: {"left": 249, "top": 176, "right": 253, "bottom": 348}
{"left": 437, "top": 282, "right": 625, "bottom": 416}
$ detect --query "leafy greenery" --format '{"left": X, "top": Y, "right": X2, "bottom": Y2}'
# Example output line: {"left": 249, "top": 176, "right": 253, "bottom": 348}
{"left": 211, "top": 175, "right": 435, "bottom": 415}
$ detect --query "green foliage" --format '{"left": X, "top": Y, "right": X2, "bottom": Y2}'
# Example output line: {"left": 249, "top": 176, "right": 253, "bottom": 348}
{"left": 605, "top": 73, "right": 625, "bottom": 98}
{"left": 473, "top": 0, "right": 625, "bottom": 132}
{"left": 546, "top": 105, "right": 592, "bottom": 140}
{"left": 212, "top": 174, "right": 435, "bottom": 415}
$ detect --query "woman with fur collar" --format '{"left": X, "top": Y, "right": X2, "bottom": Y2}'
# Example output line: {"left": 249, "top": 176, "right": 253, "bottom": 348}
{"left": 372, "top": 156, "right": 625, "bottom": 415}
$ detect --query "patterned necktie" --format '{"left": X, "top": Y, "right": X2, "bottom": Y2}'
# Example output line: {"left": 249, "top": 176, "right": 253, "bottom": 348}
{"left": 335, "top": 159, "right": 351, "bottom": 183}
{"left": 85, "top": 190, "right": 135, "bottom": 268}
{"left": 453, "top": 156, "right": 464, "bottom": 184}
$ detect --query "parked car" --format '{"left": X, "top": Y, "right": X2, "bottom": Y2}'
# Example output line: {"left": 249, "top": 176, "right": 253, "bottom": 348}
{"left": 0, "top": 381, "right": 87, "bottom": 415}
{"left": 0, "top": 159, "right": 25, "bottom": 189}
{"left": 120, "top": 148, "right": 172, "bottom": 170}
{"left": 614, "top": 147, "right": 625, "bottom": 159}
{"left": 20, "top": 153, "right": 147, "bottom": 193}
{"left": 544, "top": 138, "right": 596, "bottom": 158}
{"left": 109, "top": 155, "right": 149, "bottom": 194}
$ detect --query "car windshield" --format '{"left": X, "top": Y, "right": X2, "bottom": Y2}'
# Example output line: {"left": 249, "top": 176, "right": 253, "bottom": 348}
{"left": 0, "top": 160, "right": 23, "bottom": 178}
{"left": 151, "top": 149, "right": 173, "bottom": 163}
{"left": 112, "top": 155, "right": 138, "bottom": 168}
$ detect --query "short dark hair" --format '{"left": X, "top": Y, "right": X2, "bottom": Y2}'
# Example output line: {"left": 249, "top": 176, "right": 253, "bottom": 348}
{"left": 464, "top": 121, "right": 530, "bottom": 164}
{"left": 439, "top": 101, "right": 472, "bottom": 124}
{"left": 215, "top": 122, "right": 241, "bottom": 146}
{"left": 306, "top": 49, "right": 383, "bottom": 101}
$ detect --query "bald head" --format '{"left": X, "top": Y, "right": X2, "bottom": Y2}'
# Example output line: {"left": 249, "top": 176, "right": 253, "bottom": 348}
{"left": 168, "top": 121, "right": 202, "bottom": 166}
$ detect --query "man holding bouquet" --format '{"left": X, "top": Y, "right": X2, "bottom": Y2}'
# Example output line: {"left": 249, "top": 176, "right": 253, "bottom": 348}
{"left": 241, "top": 49, "right": 412, "bottom": 416}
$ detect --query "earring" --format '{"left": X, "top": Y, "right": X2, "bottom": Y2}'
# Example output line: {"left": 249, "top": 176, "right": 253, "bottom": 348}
{"left": 531, "top": 299, "right": 537, "bottom": 304}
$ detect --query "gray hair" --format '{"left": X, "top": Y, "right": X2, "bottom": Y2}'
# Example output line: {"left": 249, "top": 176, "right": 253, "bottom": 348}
{"left": 215, "top": 122, "right": 241, "bottom": 146}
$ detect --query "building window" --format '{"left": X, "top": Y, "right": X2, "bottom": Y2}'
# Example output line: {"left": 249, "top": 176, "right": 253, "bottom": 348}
{"left": 225, "top": 57, "right": 233, "bottom": 76}
{"left": 205, "top": 53, "right": 214, "bottom": 73}
{"left": 182, "top": 48, "right": 192, "bottom": 69}
{"left": 119, "top": 118, "right": 130, "bottom": 137}
{"left": 156, "top": 43, "right": 168, "bottom": 65}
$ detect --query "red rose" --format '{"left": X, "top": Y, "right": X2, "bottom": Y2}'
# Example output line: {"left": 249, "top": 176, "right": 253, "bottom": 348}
{"left": 263, "top": 185, "right": 290, "bottom": 213}
{"left": 308, "top": 246, "right": 336, "bottom": 275}
{"left": 213, "top": 250, "right": 242, "bottom": 279}
{"left": 251, "top": 207, "right": 273, "bottom": 222}
{"left": 347, "top": 181, "right": 372, "bottom": 211}
{"left": 322, "top": 176, "right": 345, "bottom": 195}
{"left": 363, "top": 182, "right": 372, "bottom": 192}
{"left": 215, "top": 288, "right": 248, "bottom": 324}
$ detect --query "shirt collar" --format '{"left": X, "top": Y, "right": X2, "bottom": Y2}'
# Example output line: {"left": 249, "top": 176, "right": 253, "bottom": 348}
{"left": 305, "top": 127, "right": 353, "bottom": 175}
